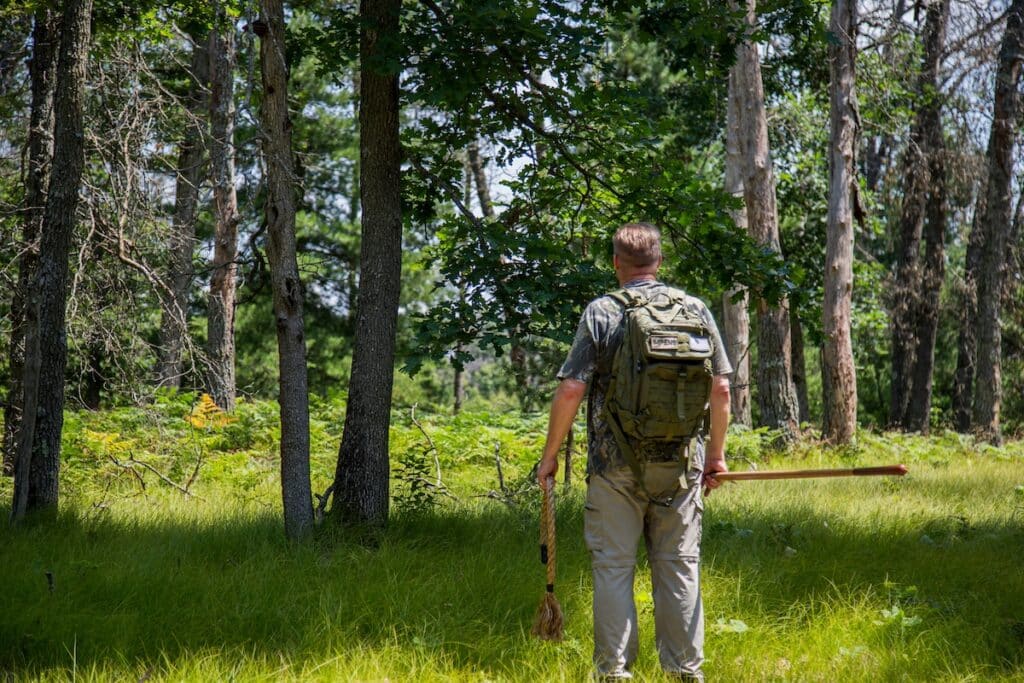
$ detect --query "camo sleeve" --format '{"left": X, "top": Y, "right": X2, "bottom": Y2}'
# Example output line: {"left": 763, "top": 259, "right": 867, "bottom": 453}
{"left": 700, "top": 305, "right": 734, "bottom": 376}
{"left": 557, "top": 308, "right": 597, "bottom": 384}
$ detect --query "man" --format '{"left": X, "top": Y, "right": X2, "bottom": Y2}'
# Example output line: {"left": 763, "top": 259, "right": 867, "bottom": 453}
{"left": 537, "top": 222, "right": 731, "bottom": 681}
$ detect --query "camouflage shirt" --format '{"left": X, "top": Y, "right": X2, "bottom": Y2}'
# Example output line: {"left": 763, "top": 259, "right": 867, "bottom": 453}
{"left": 557, "top": 279, "right": 733, "bottom": 475}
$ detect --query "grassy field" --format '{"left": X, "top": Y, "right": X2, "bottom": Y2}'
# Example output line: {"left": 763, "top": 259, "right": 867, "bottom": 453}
{"left": 1, "top": 396, "right": 1023, "bottom": 681}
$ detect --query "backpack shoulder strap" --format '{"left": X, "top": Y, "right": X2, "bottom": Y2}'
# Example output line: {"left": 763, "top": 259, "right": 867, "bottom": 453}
{"left": 607, "top": 288, "right": 646, "bottom": 309}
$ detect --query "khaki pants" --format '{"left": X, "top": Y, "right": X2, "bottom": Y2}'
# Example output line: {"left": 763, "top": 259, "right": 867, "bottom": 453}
{"left": 584, "top": 459, "right": 705, "bottom": 679}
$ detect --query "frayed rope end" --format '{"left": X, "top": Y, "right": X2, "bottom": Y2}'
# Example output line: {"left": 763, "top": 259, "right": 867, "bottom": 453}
{"left": 530, "top": 591, "right": 564, "bottom": 641}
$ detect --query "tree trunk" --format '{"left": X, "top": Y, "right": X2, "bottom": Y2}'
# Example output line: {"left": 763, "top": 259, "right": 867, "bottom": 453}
{"left": 83, "top": 341, "right": 105, "bottom": 411}
{"left": 888, "top": 121, "right": 925, "bottom": 429}
{"left": 731, "top": 0, "right": 799, "bottom": 439}
{"left": 206, "top": 7, "right": 239, "bottom": 412}
{"left": 723, "top": 61, "right": 752, "bottom": 427}
{"left": 889, "top": 0, "right": 950, "bottom": 431}
{"left": 790, "top": 310, "right": 810, "bottom": 425}
{"left": 332, "top": 0, "right": 402, "bottom": 528}
{"left": 12, "top": 0, "right": 93, "bottom": 521}
{"left": 157, "top": 36, "right": 209, "bottom": 389}
{"left": 453, "top": 342, "right": 464, "bottom": 415}
{"left": 822, "top": 0, "right": 859, "bottom": 444}
{"left": 4, "top": 8, "right": 58, "bottom": 477}
{"left": 467, "top": 141, "right": 493, "bottom": 216}
{"left": 257, "top": 0, "right": 314, "bottom": 540}
{"left": 903, "top": 0, "right": 951, "bottom": 434}
{"left": 469, "top": 139, "right": 531, "bottom": 411}
{"left": 952, "top": 205, "right": 983, "bottom": 432}
{"left": 562, "top": 424, "right": 573, "bottom": 491}
{"left": 971, "top": 0, "right": 1024, "bottom": 444}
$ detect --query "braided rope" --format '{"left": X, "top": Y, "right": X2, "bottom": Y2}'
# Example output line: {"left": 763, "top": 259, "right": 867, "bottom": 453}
{"left": 543, "top": 477, "right": 556, "bottom": 590}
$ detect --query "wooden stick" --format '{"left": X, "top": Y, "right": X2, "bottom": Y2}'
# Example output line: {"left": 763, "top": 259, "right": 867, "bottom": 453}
{"left": 710, "top": 464, "right": 908, "bottom": 481}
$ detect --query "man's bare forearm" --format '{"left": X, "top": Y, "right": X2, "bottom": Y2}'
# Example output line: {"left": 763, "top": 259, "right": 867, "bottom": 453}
{"left": 538, "top": 379, "right": 586, "bottom": 485}
{"left": 707, "top": 375, "right": 730, "bottom": 463}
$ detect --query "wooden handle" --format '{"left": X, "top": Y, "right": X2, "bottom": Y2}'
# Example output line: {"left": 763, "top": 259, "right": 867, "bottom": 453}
{"left": 710, "top": 464, "right": 908, "bottom": 482}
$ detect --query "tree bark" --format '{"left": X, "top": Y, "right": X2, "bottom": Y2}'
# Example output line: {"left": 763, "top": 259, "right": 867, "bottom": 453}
{"left": 157, "top": 36, "right": 209, "bottom": 389}
{"left": 332, "top": 0, "right": 402, "bottom": 528}
{"left": 903, "top": 0, "right": 951, "bottom": 434}
{"left": 971, "top": 0, "right": 1024, "bottom": 444}
{"left": 257, "top": 0, "right": 314, "bottom": 540}
{"left": 790, "top": 310, "right": 810, "bottom": 425}
{"left": 952, "top": 204, "right": 983, "bottom": 432}
{"left": 723, "top": 61, "right": 752, "bottom": 427}
{"left": 453, "top": 342, "right": 465, "bottom": 415}
{"left": 889, "top": 0, "right": 950, "bottom": 431}
{"left": 731, "top": 0, "right": 799, "bottom": 439}
{"left": 12, "top": 0, "right": 93, "bottom": 521}
{"left": 822, "top": 0, "right": 859, "bottom": 444}
{"left": 4, "top": 8, "right": 58, "bottom": 477}
{"left": 206, "top": 6, "right": 240, "bottom": 411}
{"left": 467, "top": 140, "right": 493, "bottom": 216}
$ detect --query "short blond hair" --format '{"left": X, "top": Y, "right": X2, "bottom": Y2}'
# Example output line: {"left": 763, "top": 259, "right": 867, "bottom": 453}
{"left": 613, "top": 222, "right": 662, "bottom": 269}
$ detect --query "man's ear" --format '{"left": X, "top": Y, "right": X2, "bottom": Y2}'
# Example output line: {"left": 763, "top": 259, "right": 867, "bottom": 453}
{"left": 613, "top": 254, "right": 620, "bottom": 269}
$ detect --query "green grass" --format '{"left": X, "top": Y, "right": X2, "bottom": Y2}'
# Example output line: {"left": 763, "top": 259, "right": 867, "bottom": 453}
{"left": 2, "top": 398, "right": 1024, "bottom": 681}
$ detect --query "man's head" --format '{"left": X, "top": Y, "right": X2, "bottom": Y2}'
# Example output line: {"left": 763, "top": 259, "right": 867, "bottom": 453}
{"left": 612, "top": 222, "right": 662, "bottom": 283}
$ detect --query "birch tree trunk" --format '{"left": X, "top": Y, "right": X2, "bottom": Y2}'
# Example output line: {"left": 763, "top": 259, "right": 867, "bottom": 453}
{"left": 157, "top": 36, "right": 208, "bottom": 389}
{"left": 207, "top": 6, "right": 240, "bottom": 411}
{"left": 257, "top": 0, "right": 314, "bottom": 540}
{"left": 971, "top": 0, "right": 1024, "bottom": 444}
{"left": 4, "top": 8, "right": 57, "bottom": 476}
{"left": 332, "top": 0, "right": 402, "bottom": 528}
{"left": 12, "top": 0, "right": 93, "bottom": 520}
{"left": 821, "top": 0, "right": 859, "bottom": 444}
{"left": 723, "top": 62, "right": 752, "bottom": 427}
{"left": 731, "top": 0, "right": 799, "bottom": 439}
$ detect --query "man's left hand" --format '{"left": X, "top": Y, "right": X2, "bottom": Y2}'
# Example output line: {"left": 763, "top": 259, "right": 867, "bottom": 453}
{"left": 703, "top": 455, "right": 728, "bottom": 496}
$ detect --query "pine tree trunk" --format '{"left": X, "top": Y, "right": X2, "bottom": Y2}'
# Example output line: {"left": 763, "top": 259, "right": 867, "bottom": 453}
{"left": 723, "top": 61, "right": 752, "bottom": 427}
{"left": 12, "top": 0, "right": 93, "bottom": 520}
{"left": 952, "top": 206, "right": 983, "bottom": 432}
{"left": 971, "top": 0, "right": 1024, "bottom": 444}
{"left": 732, "top": 0, "right": 799, "bottom": 438}
{"left": 4, "top": 8, "right": 57, "bottom": 477}
{"left": 332, "top": 0, "right": 402, "bottom": 528}
{"left": 890, "top": 0, "right": 949, "bottom": 431}
{"left": 888, "top": 126, "right": 925, "bottom": 429}
{"left": 257, "top": 0, "right": 314, "bottom": 540}
{"left": 904, "top": 0, "right": 951, "bottom": 434}
{"left": 206, "top": 7, "right": 239, "bottom": 412}
{"left": 822, "top": 0, "right": 859, "bottom": 444}
{"left": 157, "top": 37, "right": 208, "bottom": 389}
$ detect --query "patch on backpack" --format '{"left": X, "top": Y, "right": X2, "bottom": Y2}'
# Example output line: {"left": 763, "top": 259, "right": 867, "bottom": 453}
{"left": 651, "top": 336, "right": 678, "bottom": 350}
{"left": 688, "top": 336, "right": 711, "bottom": 353}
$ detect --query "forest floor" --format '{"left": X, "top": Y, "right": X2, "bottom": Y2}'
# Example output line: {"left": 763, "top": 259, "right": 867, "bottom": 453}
{"left": 1, "top": 394, "right": 1023, "bottom": 681}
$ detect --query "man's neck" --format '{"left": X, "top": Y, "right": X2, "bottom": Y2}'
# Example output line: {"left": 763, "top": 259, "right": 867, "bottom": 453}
{"left": 619, "top": 274, "right": 658, "bottom": 287}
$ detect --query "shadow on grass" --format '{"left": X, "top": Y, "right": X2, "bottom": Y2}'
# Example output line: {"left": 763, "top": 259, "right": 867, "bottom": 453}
{"left": 0, "top": 499, "right": 593, "bottom": 679}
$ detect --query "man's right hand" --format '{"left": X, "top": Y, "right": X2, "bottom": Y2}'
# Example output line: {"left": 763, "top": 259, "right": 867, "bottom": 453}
{"left": 537, "top": 457, "right": 558, "bottom": 490}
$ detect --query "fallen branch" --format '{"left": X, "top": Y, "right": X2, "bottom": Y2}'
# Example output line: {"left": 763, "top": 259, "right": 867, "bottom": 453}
{"left": 108, "top": 452, "right": 201, "bottom": 498}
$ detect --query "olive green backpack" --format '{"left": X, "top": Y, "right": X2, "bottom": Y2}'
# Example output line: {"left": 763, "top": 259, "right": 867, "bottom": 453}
{"left": 601, "top": 287, "right": 715, "bottom": 504}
